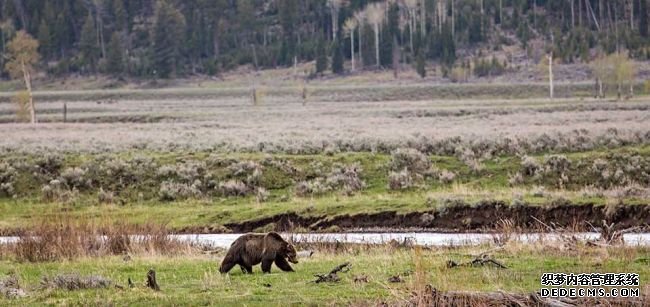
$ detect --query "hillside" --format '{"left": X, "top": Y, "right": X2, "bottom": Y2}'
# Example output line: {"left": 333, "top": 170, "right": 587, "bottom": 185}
{"left": 0, "top": 0, "right": 649, "bottom": 82}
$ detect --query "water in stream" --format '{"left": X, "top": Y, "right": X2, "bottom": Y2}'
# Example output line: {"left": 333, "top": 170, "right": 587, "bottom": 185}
{"left": 2, "top": 233, "right": 649, "bottom": 248}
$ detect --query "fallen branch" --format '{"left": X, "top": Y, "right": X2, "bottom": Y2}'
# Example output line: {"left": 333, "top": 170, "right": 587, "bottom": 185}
{"left": 447, "top": 254, "right": 507, "bottom": 269}
{"left": 417, "top": 286, "right": 644, "bottom": 307}
{"left": 313, "top": 262, "right": 350, "bottom": 283}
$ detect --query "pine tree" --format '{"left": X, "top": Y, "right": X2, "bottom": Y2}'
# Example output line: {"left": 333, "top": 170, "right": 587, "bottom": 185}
{"left": 361, "top": 23, "right": 375, "bottom": 67}
{"left": 79, "top": 14, "right": 99, "bottom": 72}
{"left": 315, "top": 37, "right": 328, "bottom": 74}
{"left": 106, "top": 32, "right": 124, "bottom": 75}
{"left": 112, "top": 0, "right": 128, "bottom": 32}
{"left": 332, "top": 39, "right": 344, "bottom": 74}
{"left": 379, "top": 26, "right": 393, "bottom": 67}
{"left": 37, "top": 19, "right": 52, "bottom": 59}
{"left": 641, "top": 0, "right": 649, "bottom": 38}
{"left": 416, "top": 51, "right": 426, "bottom": 78}
{"left": 278, "top": 0, "right": 298, "bottom": 66}
{"left": 152, "top": 0, "right": 186, "bottom": 78}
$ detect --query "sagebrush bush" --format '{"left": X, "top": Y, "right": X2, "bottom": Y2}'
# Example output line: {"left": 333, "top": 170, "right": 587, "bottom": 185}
{"left": 60, "top": 167, "right": 90, "bottom": 190}
{"left": 256, "top": 187, "right": 270, "bottom": 202}
{"left": 41, "top": 180, "right": 77, "bottom": 203}
{"left": 389, "top": 148, "right": 432, "bottom": 175}
{"left": 388, "top": 169, "right": 414, "bottom": 190}
{"left": 97, "top": 188, "right": 114, "bottom": 204}
{"left": 325, "top": 163, "right": 366, "bottom": 194}
{"left": 294, "top": 179, "right": 330, "bottom": 197}
{"left": 41, "top": 274, "right": 112, "bottom": 290}
{"left": 508, "top": 172, "right": 524, "bottom": 186}
{"left": 0, "top": 162, "right": 16, "bottom": 197}
{"left": 520, "top": 155, "right": 541, "bottom": 177}
{"left": 438, "top": 170, "right": 456, "bottom": 184}
{"left": 544, "top": 155, "right": 571, "bottom": 174}
{"left": 158, "top": 181, "right": 202, "bottom": 201}
{"left": 218, "top": 180, "right": 251, "bottom": 197}
{"left": 35, "top": 154, "right": 63, "bottom": 175}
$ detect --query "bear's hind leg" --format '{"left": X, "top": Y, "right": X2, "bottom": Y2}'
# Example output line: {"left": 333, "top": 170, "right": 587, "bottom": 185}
{"left": 274, "top": 256, "right": 294, "bottom": 272}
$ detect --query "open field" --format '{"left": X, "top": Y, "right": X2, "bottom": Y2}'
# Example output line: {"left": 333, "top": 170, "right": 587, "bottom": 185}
{"left": 0, "top": 144, "right": 649, "bottom": 232}
{"left": 1, "top": 85, "right": 649, "bottom": 305}
{"left": 1, "top": 90, "right": 650, "bottom": 154}
{"left": 0, "top": 85, "right": 649, "bottom": 232}
{"left": 1, "top": 237, "right": 649, "bottom": 306}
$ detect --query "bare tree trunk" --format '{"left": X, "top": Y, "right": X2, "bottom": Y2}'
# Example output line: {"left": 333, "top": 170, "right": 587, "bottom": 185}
{"left": 213, "top": 22, "right": 220, "bottom": 59}
{"left": 548, "top": 53, "right": 554, "bottom": 100}
{"left": 533, "top": 0, "right": 537, "bottom": 28}
{"left": 578, "top": 0, "right": 583, "bottom": 26}
{"left": 598, "top": 78, "right": 604, "bottom": 99}
{"left": 420, "top": 0, "right": 426, "bottom": 37}
{"left": 499, "top": 0, "right": 503, "bottom": 24}
{"left": 392, "top": 36, "right": 399, "bottom": 78}
{"left": 374, "top": 23, "right": 380, "bottom": 68}
{"left": 409, "top": 15, "right": 414, "bottom": 54}
{"left": 11, "top": 0, "right": 27, "bottom": 29}
{"left": 21, "top": 61, "right": 35, "bottom": 124}
{"left": 251, "top": 44, "right": 258, "bottom": 70}
{"left": 358, "top": 26, "right": 363, "bottom": 67}
{"left": 599, "top": 0, "right": 604, "bottom": 29}
{"left": 586, "top": 0, "right": 601, "bottom": 31}
{"left": 571, "top": 0, "right": 575, "bottom": 28}
{"left": 452, "top": 0, "right": 455, "bottom": 37}
{"left": 350, "top": 30, "right": 355, "bottom": 71}
{"left": 630, "top": 0, "right": 635, "bottom": 30}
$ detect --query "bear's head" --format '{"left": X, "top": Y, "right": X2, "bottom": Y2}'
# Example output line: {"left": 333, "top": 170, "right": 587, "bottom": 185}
{"left": 284, "top": 243, "right": 298, "bottom": 264}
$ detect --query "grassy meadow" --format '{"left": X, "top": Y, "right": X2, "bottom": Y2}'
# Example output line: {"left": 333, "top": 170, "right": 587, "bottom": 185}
{"left": 1, "top": 83, "right": 649, "bottom": 304}
{"left": 1, "top": 242, "right": 649, "bottom": 306}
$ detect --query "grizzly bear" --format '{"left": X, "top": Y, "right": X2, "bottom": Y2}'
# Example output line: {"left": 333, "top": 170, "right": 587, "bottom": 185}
{"left": 219, "top": 232, "right": 298, "bottom": 274}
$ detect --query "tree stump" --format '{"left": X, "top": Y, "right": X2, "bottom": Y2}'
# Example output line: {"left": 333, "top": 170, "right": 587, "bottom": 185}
{"left": 146, "top": 269, "right": 160, "bottom": 291}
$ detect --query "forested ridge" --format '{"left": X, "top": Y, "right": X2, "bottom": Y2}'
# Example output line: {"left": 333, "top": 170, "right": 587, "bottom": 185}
{"left": 0, "top": 0, "right": 648, "bottom": 79}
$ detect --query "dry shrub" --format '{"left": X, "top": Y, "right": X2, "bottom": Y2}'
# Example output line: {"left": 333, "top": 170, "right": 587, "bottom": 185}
{"left": 0, "top": 272, "right": 26, "bottom": 299}
{"left": 520, "top": 155, "right": 541, "bottom": 177}
{"left": 412, "top": 246, "right": 430, "bottom": 306}
{"left": 389, "top": 148, "right": 432, "bottom": 175}
{"left": 10, "top": 218, "right": 193, "bottom": 262}
{"left": 97, "top": 187, "right": 114, "bottom": 204}
{"left": 41, "top": 179, "right": 78, "bottom": 203}
{"left": 41, "top": 273, "right": 112, "bottom": 290}
{"left": 12, "top": 90, "right": 30, "bottom": 123}
{"left": 438, "top": 170, "right": 456, "bottom": 184}
{"left": 158, "top": 180, "right": 202, "bottom": 201}
{"left": 0, "top": 162, "right": 17, "bottom": 197}
{"left": 218, "top": 180, "right": 252, "bottom": 197}
{"left": 325, "top": 163, "right": 365, "bottom": 195}
{"left": 388, "top": 169, "right": 414, "bottom": 190}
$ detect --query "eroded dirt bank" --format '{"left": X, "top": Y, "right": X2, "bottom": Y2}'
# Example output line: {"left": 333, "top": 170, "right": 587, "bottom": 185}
{"left": 180, "top": 202, "right": 650, "bottom": 234}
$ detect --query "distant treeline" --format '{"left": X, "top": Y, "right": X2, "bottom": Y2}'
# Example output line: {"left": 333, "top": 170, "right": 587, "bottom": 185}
{"left": 0, "top": 0, "right": 648, "bottom": 78}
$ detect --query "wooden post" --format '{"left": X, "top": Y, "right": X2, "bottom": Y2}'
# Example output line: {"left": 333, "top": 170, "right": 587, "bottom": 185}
{"left": 63, "top": 103, "right": 67, "bottom": 123}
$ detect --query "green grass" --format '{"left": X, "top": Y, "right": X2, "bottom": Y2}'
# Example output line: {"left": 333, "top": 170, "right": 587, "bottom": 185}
{"left": 1, "top": 145, "right": 649, "bottom": 231}
{"left": 1, "top": 245, "right": 648, "bottom": 306}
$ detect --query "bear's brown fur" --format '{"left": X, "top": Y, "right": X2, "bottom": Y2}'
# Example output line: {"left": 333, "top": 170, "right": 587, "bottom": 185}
{"left": 219, "top": 232, "right": 298, "bottom": 274}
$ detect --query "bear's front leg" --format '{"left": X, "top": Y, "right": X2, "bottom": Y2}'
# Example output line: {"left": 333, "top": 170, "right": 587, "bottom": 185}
{"left": 274, "top": 256, "right": 294, "bottom": 272}
{"left": 261, "top": 259, "right": 274, "bottom": 273}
